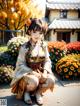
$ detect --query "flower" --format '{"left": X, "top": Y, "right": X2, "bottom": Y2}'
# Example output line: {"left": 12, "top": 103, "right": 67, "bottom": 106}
{"left": 65, "top": 75, "right": 69, "bottom": 79}
{"left": 48, "top": 41, "right": 66, "bottom": 51}
{"left": 66, "top": 41, "right": 80, "bottom": 54}
{"left": 70, "top": 66, "right": 74, "bottom": 70}
{"left": 7, "top": 36, "right": 29, "bottom": 56}
{"left": 56, "top": 54, "right": 80, "bottom": 80}
{"left": 73, "top": 63, "right": 78, "bottom": 68}
{"left": 69, "top": 71, "right": 73, "bottom": 75}
{"left": 63, "top": 68, "right": 68, "bottom": 73}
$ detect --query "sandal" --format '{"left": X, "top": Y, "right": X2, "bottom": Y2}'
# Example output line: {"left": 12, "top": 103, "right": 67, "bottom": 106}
{"left": 35, "top": 92, "right": 43, "bottom": 105}
{"left": 24, "top": 92, "right": 32, "bottom": 105}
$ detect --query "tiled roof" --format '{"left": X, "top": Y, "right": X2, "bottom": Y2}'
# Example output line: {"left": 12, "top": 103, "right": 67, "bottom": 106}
{"left": 47, "top": 1, "right": 80, "bottom": 10}
{"left": 49, "top": 19, "right": 80, "bottom": 29}
{"left": 47, "top": 0, "right": 80, "bottom": 3}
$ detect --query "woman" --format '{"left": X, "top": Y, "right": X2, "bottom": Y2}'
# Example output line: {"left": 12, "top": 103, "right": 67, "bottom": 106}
{"left": 10, "top": 18, "right": 55, "bottom": 105}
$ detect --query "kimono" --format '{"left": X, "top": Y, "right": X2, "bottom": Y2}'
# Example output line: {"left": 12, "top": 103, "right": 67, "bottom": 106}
{"left": 10, "top": 39, "right": 55, "bottom": 99}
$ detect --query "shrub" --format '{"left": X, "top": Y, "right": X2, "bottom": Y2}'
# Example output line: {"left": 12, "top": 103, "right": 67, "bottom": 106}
{"left": 0, "top": 65, "right": 14, "bottom": 84}
{"left": 56, "top": 54, "right": 80, "bottom": 80}
{"left": 0, "top": 45, "right": 7, "bottom": 52}
{"left": 66, "top": 41, "right": 80, "bottom": 54}
{"left": 0, "top": 51, "right": 16, "bottom": 68}
{"left": 48, "top": 41, "right": 66, "bottom": 52}
{"left": 7, "top": 36, "right": 29, "bottom": 57}
{"left": 48, "top": 41, "right": 66, "bottom": 72}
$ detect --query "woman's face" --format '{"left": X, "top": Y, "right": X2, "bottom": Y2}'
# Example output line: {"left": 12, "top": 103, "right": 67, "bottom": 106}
{"left": 30, "top": 31, "right": 43, "bottom": 43}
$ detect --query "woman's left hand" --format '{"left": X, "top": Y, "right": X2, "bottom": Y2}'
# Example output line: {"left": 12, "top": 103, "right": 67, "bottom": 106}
{"left": 42, "top": 71, "right": 47, "bottom": 79}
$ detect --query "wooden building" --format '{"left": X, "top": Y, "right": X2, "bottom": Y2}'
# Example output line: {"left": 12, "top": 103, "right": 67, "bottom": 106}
{"left": 45, "top": 0, "right": 80, "bottom": 43}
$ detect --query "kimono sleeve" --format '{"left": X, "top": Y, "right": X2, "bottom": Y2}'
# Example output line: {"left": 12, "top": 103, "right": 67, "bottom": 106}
{"left": 15, "top": 45, "right": 32, "bottom": 74}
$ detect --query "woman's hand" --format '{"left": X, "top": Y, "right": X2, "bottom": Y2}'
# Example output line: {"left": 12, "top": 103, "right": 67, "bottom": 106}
{"left": 39, "top": 70, "right": 47, "bottom": 83}
{"left": 42, "top": 70, "right": 47, "bottom": 79}
{"left": 32, "top": 71, "right": 41, "bottom": 79}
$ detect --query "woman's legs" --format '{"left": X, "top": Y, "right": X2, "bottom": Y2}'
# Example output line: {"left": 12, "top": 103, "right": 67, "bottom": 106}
{"left": 24, "top": 74, "right": 39, "bottom": 92}
{"left": 42, "top": 74, "right": 55, "bottom": 92}
{"left": 35, "top": 74, "right": 55, "bottom": 105}
{"left": 23, "top": 75, "right": 39, "bottom": 104}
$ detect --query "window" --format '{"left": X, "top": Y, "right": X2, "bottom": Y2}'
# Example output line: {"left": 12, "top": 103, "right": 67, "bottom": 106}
{"left": 45, "top": 9, "right": 50, "bottom": 19}
{"left": 60, "top": 10, "right": 67, "bottom": 18}
{"left": 77, "top": 32, "right": 80, "bottom": 41}
{"left": 57, "top": 32, "right": 70, "bottom": 43}
{"left": 44, "top": 30, "right": 50, "bottom": 41}
{"left": 78, "top": 10, "right": 80, "bottom": 18}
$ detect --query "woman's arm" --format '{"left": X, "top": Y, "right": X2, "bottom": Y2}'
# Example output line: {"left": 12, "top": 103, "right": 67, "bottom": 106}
{"left": 10, "top": 44, "right": 32, "bottom": 86}
{"left": 15, "top": 45, "right": 32, "bottom": 75}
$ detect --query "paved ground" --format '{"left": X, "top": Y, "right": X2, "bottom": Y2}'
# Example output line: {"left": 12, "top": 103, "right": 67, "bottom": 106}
{"left": 0, "top": 79, "right": 80, "bottom": 106}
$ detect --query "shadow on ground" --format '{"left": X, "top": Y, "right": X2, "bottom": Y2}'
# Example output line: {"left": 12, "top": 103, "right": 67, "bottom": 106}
{"left": 61, "top": 80, "right": 80, "bottom": 87}
{"left": 53, "top": 72, "right": 80, "bottom": 87}
{"left": 0, "top": 95, "right": 38, "bottom": 106}
{"left": 0, "top": 84, "right": 10, "bottom": 89}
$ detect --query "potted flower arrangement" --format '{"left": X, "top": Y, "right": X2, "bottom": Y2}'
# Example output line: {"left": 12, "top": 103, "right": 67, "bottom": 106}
{"left": 56, "top": 54, "right": 80, "bottom": 80}
{"left": 48, "top": 41, "right": 66, "bottom": 72}
{"left": 0, "top": 65, "right": 14, "bottom": 84}
{"left": 66, "top": 41, "right": 80, "bottom": 54}
{"left": 7, "top": 36, "right": 29, "bottom": 57}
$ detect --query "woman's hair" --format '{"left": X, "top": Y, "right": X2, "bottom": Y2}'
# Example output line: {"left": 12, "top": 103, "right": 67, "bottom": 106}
{"left": 26, "top": 18, "right": 48, "bottom": 35}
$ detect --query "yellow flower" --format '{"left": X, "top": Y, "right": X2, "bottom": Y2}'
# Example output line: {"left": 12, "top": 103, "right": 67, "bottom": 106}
{"left": 69, "top": 71, "right": 73, "bottom": 75}
{"left": 64, "top": 68, "right": 68, "bottom": 72}
{"left": 70, "top": 66, "right": 74, "bottom": 70}
{"left": 73, "top": 63, "right": 78, "bottom": 68}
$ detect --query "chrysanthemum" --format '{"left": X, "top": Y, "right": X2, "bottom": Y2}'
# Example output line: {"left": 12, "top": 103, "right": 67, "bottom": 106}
{"left": 64, "top": 68, "right": 68, "bottom": 72}
{"left": 70, "top": 66, "right": 74, "bottom": 70}
{"left": 69, "top": 71, "right": 73, "bottom": 75}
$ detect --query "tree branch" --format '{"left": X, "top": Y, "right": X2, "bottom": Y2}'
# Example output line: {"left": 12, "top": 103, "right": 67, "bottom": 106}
{"left": 0, "top": 3, "right": 4, "bottom": 9}
{"left": 16, "top": 16, "right": 21, "bottom": 29}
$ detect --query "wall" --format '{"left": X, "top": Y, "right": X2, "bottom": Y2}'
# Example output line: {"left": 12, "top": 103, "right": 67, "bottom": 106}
{"left": 68, "top": 10, "right": 78, "bottom": 19}
{"left": 49, "top": 30, "right": 57, "bottom": 41}
{"left": 49, "top": 10, "right": 60, "bottom": 22}
{"left": 70, "top": 32, "right": 77, "bottom": 42}
{"left": 49, "top": 9, "right": 78, "bottom": 20}
{"left": 48, "top": 30, "right": 78, "bottom": 42}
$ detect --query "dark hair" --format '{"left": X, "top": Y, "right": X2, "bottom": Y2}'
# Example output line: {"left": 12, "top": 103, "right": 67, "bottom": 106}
{"left": 26, "top": 18, "right": 48, "bottom": 35}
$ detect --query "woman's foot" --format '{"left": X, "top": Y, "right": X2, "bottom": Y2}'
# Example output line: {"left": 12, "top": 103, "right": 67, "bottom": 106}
{"left": 35, "top": 92, "right": 43, "bottom": 105}
{"left": 24, "top": 92, "right": 32, "bottom": 105}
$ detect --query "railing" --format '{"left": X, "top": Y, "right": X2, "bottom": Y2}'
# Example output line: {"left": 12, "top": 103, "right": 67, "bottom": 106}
{"left": 0, "top": 30, "right": 24, "bottom": 44}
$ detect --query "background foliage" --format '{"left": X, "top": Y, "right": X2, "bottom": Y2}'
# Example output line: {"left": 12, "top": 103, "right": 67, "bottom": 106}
{"left": 0, "top": 0, "right": 43, "bottom": 30}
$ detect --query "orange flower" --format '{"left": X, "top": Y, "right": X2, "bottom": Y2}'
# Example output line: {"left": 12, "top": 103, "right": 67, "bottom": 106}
{"left": 48, "top": 41, "right": 66, "bottom": 51}
{"left": 65, "top": 75, "right": 69, "bottom": 79}
{"left": 64, "top": 68, "right": 68, "bottom": 72}
{"left": 66, "top": 41, "right": 80, "bottom": 51}
{"left": 66, "top": 62, "right": 70, "bottom": 66}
